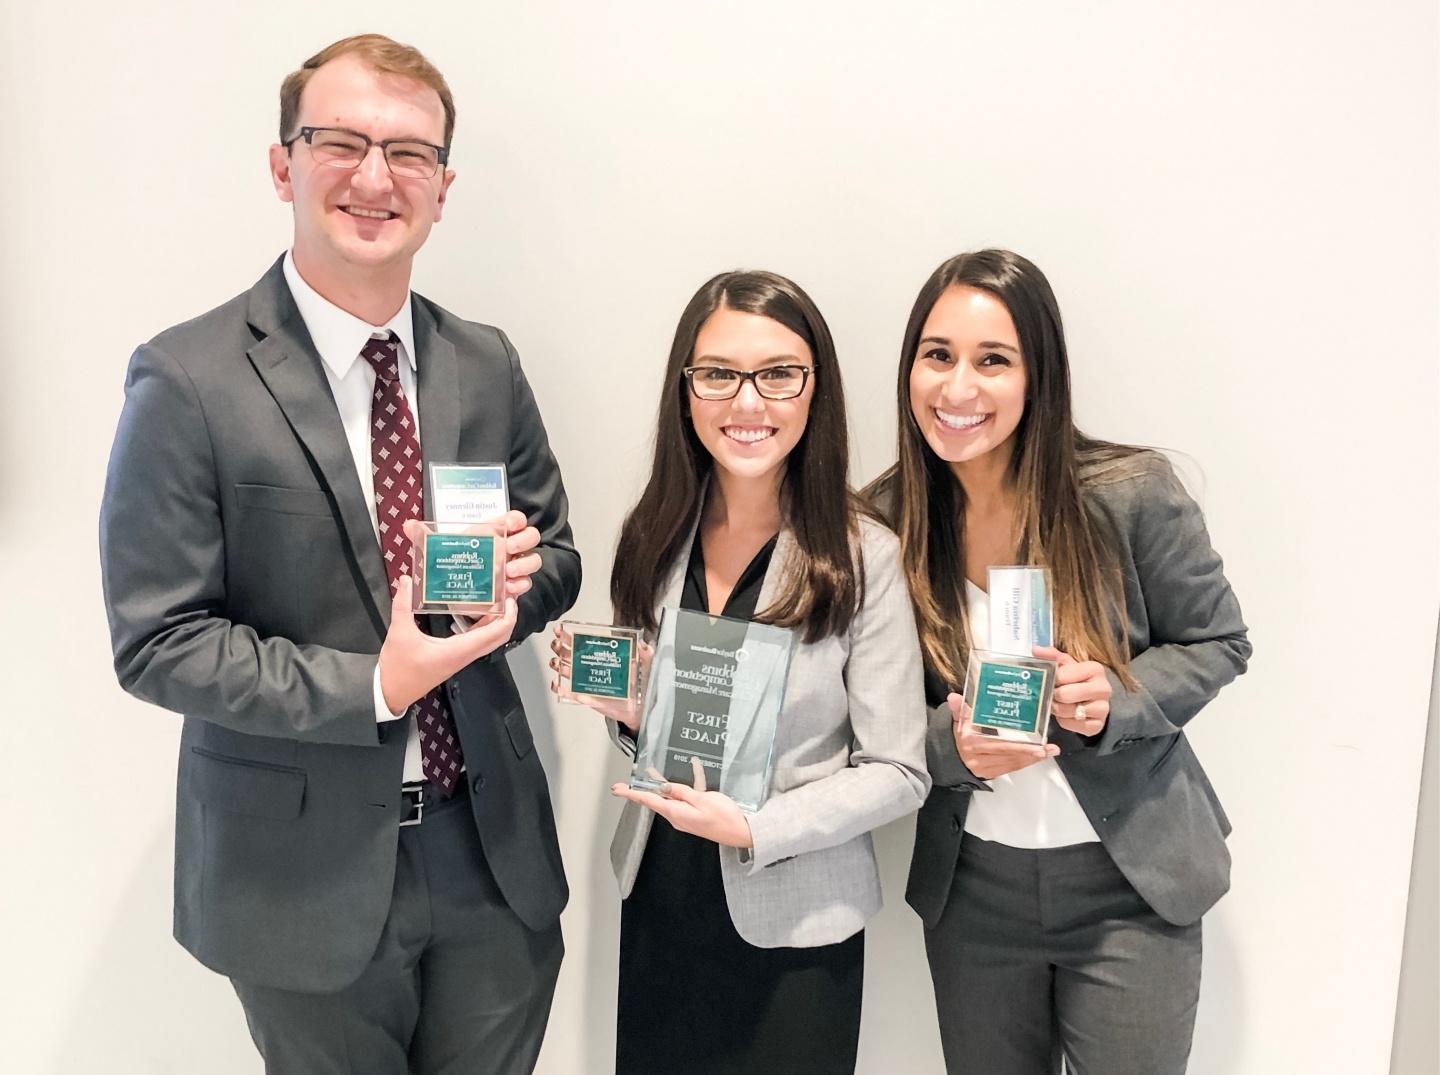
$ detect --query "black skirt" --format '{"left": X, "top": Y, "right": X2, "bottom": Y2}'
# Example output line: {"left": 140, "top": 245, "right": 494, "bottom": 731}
{"left": 615, "top": 819, "right": 863, "bottom": 1075}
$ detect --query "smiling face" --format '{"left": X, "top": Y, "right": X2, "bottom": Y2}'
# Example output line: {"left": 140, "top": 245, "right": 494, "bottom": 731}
{"left": 687, "top": 305, "right": 815, "bottom": 486}
{"left": 268, "top": 53, "right": 455, "bottom": 294}
{"left": 908, "top": 284, "right": 1028, "bottom": 477}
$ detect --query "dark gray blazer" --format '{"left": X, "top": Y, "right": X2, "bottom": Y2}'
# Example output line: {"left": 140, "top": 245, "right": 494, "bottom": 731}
{"left": 888, "top": 453, "right": 1250, "bottom": 928}
{"left": 99, "top": 258, "right": 580, "bottom": 993}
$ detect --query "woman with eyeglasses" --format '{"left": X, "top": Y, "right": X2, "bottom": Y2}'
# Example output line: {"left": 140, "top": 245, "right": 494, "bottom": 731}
{"left": 554, "top": 270, "right": 928, "bottom": 1073}
{"left": 865, "top": 250, "right": 1250, "bottom": 1074}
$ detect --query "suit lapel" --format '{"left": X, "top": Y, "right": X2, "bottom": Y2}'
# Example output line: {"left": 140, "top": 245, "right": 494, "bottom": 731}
{"left": 412, "top": 298, "right": 461, "bottom": 517}
{"left": 654, "top": 512, "right": 697, "bottom": 620}
{"left": 243, "top": 261, "right": 392, "bottom": 629}
{"left": 755, "top": 529, "right": 795, "bottom": 613}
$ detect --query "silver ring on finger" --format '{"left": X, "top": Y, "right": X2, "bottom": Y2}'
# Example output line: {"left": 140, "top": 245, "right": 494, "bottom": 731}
{"left": 1075, "top": 702, "right": 1088, "bottom": 723}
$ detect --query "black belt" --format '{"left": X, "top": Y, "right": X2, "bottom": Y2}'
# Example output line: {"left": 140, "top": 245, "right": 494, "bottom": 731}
{"left": 399, "top": 776, "right": 469, "bottom": 827}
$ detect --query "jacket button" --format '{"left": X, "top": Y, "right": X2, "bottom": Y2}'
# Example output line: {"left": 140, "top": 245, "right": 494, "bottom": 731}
{"left": 472, "top": 775, "right": 486, "bottom": 793}
{"left": 951, "top": 816, "right": 962, "bottom": 834}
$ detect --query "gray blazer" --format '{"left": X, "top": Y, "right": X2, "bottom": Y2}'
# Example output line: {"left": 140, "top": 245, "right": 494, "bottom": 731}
{"left": 609, "top": 516, "right": 931, "bottom": 948}
{"left": 99, "top": 259, "right": 580, "bottom": 993}
{"left": 895, "top": 453, "right": 1251, "bottom": 928}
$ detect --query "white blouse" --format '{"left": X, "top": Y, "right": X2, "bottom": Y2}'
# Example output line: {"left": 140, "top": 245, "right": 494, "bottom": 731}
{"left": 962, "top": 580, "right": 1101, "bottom": 848}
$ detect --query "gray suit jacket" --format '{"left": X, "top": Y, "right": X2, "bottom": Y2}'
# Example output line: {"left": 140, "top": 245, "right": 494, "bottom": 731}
{"left": 609, "top": 516, "right": 931, "bottom": 948}
{"left": 892, "top": 453, "right": 1250, "bottom": 928}
{"left": 99, "top": 259, "right": 580, "bottom": 992}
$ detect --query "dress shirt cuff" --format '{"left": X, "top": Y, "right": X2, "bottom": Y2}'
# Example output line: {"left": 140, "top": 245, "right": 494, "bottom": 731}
{"left": 373, "top": 664, "right": 405, "bottom": 723}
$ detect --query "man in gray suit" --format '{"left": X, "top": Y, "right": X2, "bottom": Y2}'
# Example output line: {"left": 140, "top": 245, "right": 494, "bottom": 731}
{"left": 99, "top": 34, "right": 579, "bottom": 1073}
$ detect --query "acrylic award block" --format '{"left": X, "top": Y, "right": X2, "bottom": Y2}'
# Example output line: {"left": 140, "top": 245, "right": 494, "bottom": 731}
{"left": 630, "top": 607, "right": 796, "bottom": 813}
{"left": 963, "top": 649, "right": 1058, "bottom": 745}
{"left": 556, "top": 622, "right": 642, "bottom": 713}
{"left": 410, "top": 519, "right": 507, "bottom": 616}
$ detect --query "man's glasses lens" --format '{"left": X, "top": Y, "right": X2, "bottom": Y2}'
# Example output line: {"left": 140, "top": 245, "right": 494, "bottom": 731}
{"left": 686, "top": 366, "right": 810, "bottom": 400}
{"left": 305, "top": 128, "right": 443, "bottom": 179}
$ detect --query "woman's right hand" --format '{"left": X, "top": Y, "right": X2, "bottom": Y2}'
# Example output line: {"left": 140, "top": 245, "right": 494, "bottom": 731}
{"left": 549, "top": 625, "right": 650, "bottom": 735}
{"left": 946, "top": 692, "right": 1059, "bottom": 779}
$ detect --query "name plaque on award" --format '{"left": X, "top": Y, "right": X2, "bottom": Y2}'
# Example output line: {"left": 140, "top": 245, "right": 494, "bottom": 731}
{"left": 630, "top": 607, "right": 796, "bottom": 813}
{"left": 411, "top": 520, "right": 507, "bottom": 615}
{"left": 557, "top": 622, "right": 641, "bottom": 711}
{"left": 427, "top": 463, "right": 509, "bottom": 524}
{"left": 963, "top": 650, "right": 1057, "bottom": 743}
{"left": 988, "top": 566, "right": 1053, "bottom": 656}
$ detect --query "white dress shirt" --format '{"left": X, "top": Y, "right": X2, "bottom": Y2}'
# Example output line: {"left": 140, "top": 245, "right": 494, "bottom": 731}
{"left": 962, "top": 579, "right": 1101, "bottom": 848}
{"left": 282, "top": 252, "right": 427, "bottom": 783}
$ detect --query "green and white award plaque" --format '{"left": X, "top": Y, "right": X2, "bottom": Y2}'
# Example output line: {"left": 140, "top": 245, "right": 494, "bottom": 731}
{"left": 557, "top": 622, "right": 641, "bottom": 712}
{"left": 426, "top": 463, "right": 509, "bottom": 527}
{"left": 963, "top": 650, "right": 1057, "bottom": 744}
{"left": 629, "top": 608, "right": 796, "bottom": 813}
{"left": 411, "top": 520, "right": 507, "bottom": 615}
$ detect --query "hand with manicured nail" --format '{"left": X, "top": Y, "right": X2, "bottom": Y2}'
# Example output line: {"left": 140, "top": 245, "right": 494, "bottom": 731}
{"left": 547, "top": 624, "right": 652, "bottom": 734}
{"left": 1033, "top": 645, "right": 1112, "bottom": 736}
{"left": 947, "top": 691, "right": 1060, "bottom": 779}
{"left": 610, "top": 756, "right": 753, "bottom": 848}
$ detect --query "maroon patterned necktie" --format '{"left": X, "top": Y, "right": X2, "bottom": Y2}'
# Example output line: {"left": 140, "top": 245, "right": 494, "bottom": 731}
{"left": 360, "top": 332, "right": 464, "bottom": 795}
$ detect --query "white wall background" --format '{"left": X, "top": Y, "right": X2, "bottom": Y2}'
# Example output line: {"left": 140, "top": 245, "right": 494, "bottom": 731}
{"left": 2, "top": 2, "right": 1436, "bottom": 1072}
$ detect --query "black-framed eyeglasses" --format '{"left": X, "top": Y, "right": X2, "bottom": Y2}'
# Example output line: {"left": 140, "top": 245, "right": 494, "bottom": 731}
{"left": 682, "top": 364, "right": 815, "bottom": 401}
{"left": 283, "top": 126, "right": 450, "bottom": 179}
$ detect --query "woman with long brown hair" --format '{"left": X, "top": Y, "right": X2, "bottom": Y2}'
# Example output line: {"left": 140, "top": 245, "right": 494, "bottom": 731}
{"left": 866, "top": 249, "right": 1250, "bottom": 1074}
{"left": 558, "top": 269, "right": 928, "bottom": 1073}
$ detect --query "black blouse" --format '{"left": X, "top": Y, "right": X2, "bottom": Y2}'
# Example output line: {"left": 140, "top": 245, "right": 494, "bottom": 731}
{"left": 681, "top": 530, "right": 779, "bottom": 621}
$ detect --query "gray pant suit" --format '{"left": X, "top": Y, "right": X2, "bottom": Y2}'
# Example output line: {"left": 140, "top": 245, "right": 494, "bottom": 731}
{"left": 884, "top": 454, "right": 1251, "bottom": 1075}
{"left": 100, "top": 259, "right": 581, "bottom": 1073}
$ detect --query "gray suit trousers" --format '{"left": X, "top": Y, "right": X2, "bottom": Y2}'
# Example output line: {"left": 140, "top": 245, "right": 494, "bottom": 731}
{"left": 232, "top": 781, "right": 563, "bottom": 1075}
{"left": 925, "top": 835, "right": 1201, "bottom": 1075}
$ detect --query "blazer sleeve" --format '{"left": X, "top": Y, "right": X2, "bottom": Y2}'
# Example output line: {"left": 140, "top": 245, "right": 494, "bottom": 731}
{"left": 99, "top": 342, "right": 381, "bottom": 745}
{"left": 1092, "top": 458, "right": 1252, "bottom": 755}
{"left": 743, "top": 526, "right": 932, "bottom": 872}
{"left": 497, "top": 329, "right": 581, "bottom": 647}
{"left": 860, "top": 472, "right": 985, "bottom": 792}
{"left": 925, "top": 698, "right": 989, "bottom": 791}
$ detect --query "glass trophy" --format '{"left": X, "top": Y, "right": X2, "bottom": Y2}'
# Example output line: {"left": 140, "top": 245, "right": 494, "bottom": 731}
{"left": 556, "top": 622, "right": 642, "bottom": 713}
{"left": 410, "top": 519, "right": 508, "bottom": 615}
{"left": 630, "top": 607, "right": 796, "bottom": 813}
{"left": 962, "top": 566, "right": 1058, "bottom": 744}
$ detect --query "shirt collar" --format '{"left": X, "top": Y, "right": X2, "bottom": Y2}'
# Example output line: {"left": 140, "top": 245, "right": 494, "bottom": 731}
{"left": 282, "top": 250, "right": 418, "bottom": 380}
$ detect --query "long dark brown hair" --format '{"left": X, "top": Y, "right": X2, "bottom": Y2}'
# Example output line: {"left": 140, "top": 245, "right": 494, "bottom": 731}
{"left": 612, "top": 270, "right": 859, "bottom": 643}
{"left": 865, "top": 249, "right": 1140, "bottom": 688}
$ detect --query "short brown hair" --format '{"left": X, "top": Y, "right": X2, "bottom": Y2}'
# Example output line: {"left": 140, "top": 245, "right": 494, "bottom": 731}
{"left": 279, "top": 34, "right": 456, "bottom": 148}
